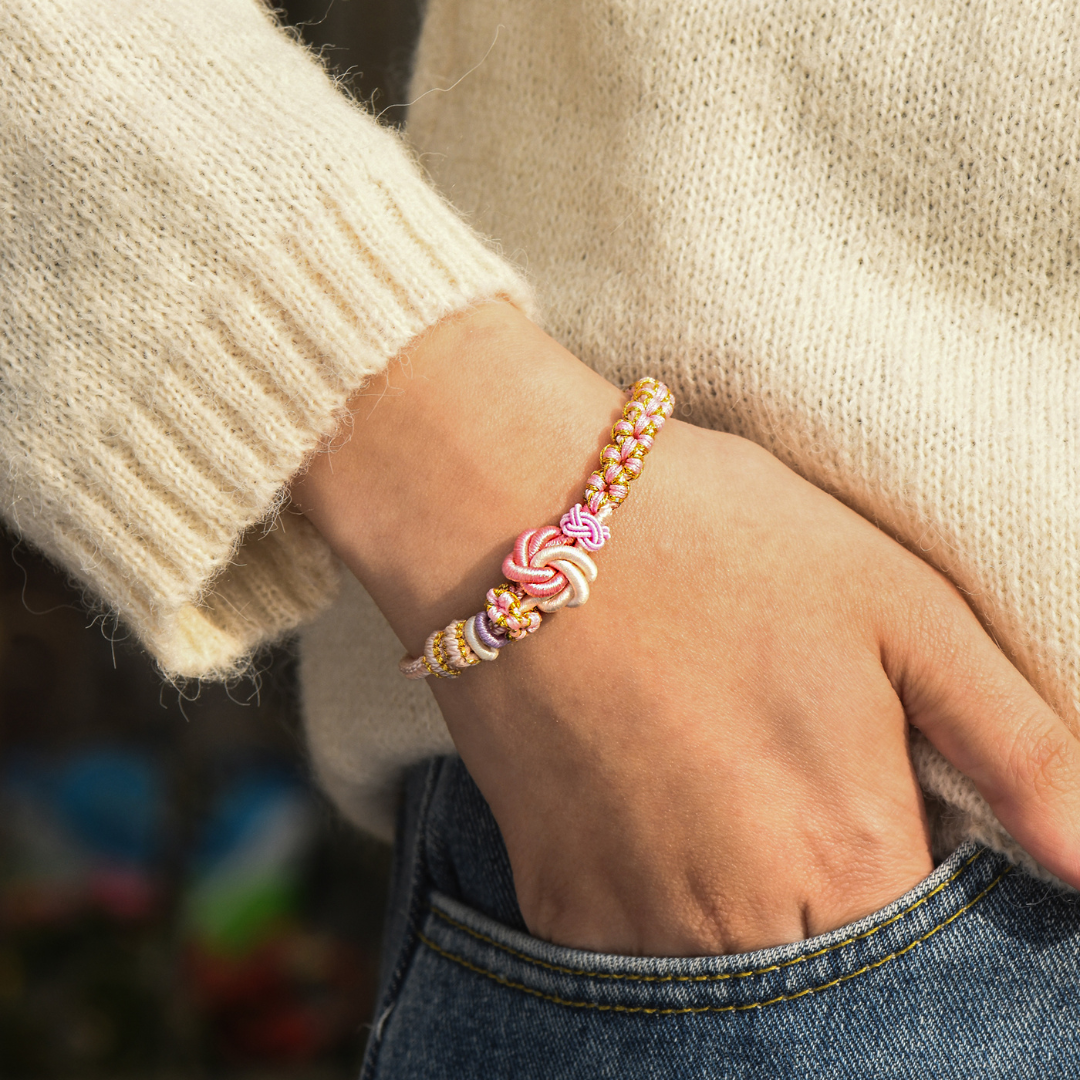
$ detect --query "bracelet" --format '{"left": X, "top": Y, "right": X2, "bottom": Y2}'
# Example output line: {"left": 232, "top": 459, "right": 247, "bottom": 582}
{"left": 399, "top": 378, "right": 675, "bottom": 679}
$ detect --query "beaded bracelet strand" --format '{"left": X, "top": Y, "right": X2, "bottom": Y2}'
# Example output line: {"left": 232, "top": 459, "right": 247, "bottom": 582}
{"left": 399, "top": 377, "right": 675, "bottom": 679}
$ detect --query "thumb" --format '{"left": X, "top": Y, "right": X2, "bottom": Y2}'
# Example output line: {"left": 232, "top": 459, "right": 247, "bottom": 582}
{"left": 883, "top": 576, "right": 1080, "bottom": 888}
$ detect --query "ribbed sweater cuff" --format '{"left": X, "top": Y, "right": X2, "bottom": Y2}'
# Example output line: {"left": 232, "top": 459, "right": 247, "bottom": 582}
{"left": 0, "top": 0, "right": 533, "bottom": 678}
{"left": 140, "top": 178, "right": 529, "bottom": 680}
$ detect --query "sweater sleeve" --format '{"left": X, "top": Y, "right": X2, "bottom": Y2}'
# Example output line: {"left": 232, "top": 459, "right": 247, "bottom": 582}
{"left": 0, "top": 0, "right": 532, "bottom": 679}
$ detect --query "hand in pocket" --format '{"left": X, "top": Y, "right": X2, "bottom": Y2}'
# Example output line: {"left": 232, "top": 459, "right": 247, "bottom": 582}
{"left": 433, "top": 415, "right": 1080, "bottom": 956}
{"left": 297, "top": 303, "right": 1080, "bottom": 958}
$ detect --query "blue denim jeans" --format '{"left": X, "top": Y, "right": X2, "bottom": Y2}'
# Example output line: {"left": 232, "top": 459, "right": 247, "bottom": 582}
{"left": 360, "top": 756, "right": 1080, "bottom": 1078}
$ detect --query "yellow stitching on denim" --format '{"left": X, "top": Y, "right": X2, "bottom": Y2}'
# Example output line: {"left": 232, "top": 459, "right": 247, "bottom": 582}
{"left": 428, "top": 850, "right": 986, "bottom": 984}
{"left": 418, "top": 867, "right": 1009, "bottom": 1015}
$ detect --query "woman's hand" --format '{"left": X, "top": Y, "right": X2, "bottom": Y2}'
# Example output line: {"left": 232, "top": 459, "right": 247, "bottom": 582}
{"left": 294, "top": 302, "right": 1080, "bottom": 956}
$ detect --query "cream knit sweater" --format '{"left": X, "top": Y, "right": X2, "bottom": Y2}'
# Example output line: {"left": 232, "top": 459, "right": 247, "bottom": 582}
{"left": 0, "top": 0, "right": 530, "bottom": 678}
{"left": 5, "top": 2, "right": 1078, "bottom": 871}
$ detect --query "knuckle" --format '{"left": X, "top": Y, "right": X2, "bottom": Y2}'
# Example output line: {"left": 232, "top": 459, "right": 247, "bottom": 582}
{"left": 882, "top": 568, "right": 979, "bottom": 693}
{"left": 1006, "top": 717, "right": 1076, "bottom": 800}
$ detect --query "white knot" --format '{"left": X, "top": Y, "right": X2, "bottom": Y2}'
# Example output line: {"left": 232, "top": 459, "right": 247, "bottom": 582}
{"left": 526, "top": 545, "right": 598, "bottom": 612}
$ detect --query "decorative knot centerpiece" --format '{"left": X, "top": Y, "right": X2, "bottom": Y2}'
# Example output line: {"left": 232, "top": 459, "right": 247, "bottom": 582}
{"left": 399, "top": 378, "right": 675, "bottom": 679}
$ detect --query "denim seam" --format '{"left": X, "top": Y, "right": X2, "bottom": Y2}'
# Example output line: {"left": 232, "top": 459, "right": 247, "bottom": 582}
{"left": 418, "top": 866, "right": 1010, "bottom": 1014}
{"left": 428, "top": 850, "right": 987, "bottom": 984}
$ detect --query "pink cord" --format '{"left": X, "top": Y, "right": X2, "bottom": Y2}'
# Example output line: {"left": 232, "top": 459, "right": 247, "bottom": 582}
{"left": 503, "top": 526, "right": 570, "bottom": 597}
{"left": 560, "top": 504, "right": 610, "bottom": 550}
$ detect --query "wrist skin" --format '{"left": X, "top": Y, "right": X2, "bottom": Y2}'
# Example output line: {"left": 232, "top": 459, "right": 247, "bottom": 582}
{"left": 291, "top": 300, "right": 628, "bottom": 657}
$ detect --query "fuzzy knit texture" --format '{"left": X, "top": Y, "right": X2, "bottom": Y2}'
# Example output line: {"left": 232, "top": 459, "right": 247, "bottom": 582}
{"left": 302, "top": 0, "right": 1080, "bottom": 867}
{"left": 0, "top": 0, "right": 531, "bottom": 680}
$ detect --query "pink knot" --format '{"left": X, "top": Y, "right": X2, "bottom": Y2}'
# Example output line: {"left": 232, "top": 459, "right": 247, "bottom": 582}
{"left": 486, "top": 586, "right": 541, "bottom": 639}
{"left": 502, "top": 526, "right": 569, "bottom": 598}
{"left": 559, "top": 503, "right": 610, "bottom": 552}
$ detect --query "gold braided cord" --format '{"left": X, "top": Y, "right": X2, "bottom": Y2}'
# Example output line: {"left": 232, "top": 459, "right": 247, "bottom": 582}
{"left": 429, "top": 630, "right": 458, "bottom": 678}
{"left": 453, "top": 621, "right": 481, "bottom": 666}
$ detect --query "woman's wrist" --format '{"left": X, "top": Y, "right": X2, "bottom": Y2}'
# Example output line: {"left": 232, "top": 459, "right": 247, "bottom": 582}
{"left": 291, "top": 301, "right": 626, "bottom": 653}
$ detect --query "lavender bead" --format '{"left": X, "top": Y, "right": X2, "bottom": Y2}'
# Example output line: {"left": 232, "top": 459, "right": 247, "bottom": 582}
{"left": 474, "top": 612, "right": 509, "bottom": 650}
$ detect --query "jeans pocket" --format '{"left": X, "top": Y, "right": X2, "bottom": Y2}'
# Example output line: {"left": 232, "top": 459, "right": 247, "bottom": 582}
{"left": 371, "top": 841, "right": 1080, "bottom": 1079}
{"left": 414, "top": 840, "right": 1009, "bottom": 1018}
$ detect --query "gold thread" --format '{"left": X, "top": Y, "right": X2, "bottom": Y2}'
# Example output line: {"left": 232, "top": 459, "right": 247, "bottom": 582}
{"left": 454, "top": 622, "right": 480, "bottom": 666}
{"left": 429, "top": 850, "right": 987, "bottom": 984}
{"left": 430, "top": 631, "right": 457, "bottom": 678}
{"left": 418, "top": 866, "right": 1009, "bottom": 1016}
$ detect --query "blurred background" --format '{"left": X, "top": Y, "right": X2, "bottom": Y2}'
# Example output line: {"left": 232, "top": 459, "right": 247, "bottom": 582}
{"left": 0, "top": 3, "right": 423, "bottom": 1077}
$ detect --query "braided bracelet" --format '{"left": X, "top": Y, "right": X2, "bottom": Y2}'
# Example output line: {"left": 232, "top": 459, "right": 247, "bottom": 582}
{"left": 399, "top": 378, "right": 675, "bottom": 679}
